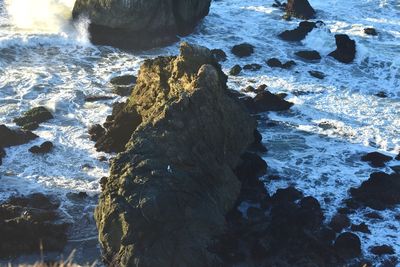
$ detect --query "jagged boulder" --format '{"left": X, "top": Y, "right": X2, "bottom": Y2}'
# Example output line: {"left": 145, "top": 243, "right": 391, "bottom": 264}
{"left": 72, "top": 0, "right": 211, "bottom": 49}
{"left": 286, "top": 0, "right": 316, "bottom": 19}
{"left": 0, "top": 125, "right": 37, "bottom": 148}
{"left": 329, "top": 34, "right": 356, "bottom": 64}
{"left": 94, "top": 43, "right": 256, "bottom": 267}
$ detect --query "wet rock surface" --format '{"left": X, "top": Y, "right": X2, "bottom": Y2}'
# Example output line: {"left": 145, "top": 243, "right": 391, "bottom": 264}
{"left": 94, "top": 43, "right": 256, "bottom": 267}
{"left": 244, "top": 90, "right": 294, "bottom": 113}
{"left": 309, "top": 70, "right": 326, "bottom": 79}
{"left": 13, "top": 106, "right": 53, "bottom": 130}
{"left": 29, "top": 141, "right": 54, "bottom": 154}
{"left": 361, "top": 151, "right": 393, "bottom": 167}
{"left": 0, "top": 125, "right": 38, "bottom": 148}
{"left": 72, "top": 0, "right": 211, "bottom": 49}
{"left": 231, "top": 43, "right": 255, "bottom": 58}
{"left": 295, "top": 50, "right": 321, "bottom": 60}
{"left": 329, "top": 34, "right": 356, "bottom": 63}
{"left": 350, "top": 172, "right": 400, "bottom": 210}
{"left": 279, "top": 21, "right": 317, "bottom": 41}
{"left": 0, "top": 193, "right": 69, "bottom": 258}
{"left": 286, "top": 0, "right": 316, "bottom": 19}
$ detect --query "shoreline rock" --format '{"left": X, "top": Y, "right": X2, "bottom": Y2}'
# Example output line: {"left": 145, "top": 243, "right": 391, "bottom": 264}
{"left": 286, "top": 0, "right": 316, "bottom": 19}
{"left": 94, "top": 42, "right": 257, "bottom": 266}
{"left": 329, "top": 34, "right": 356, "bottom": 64}
{"left": 72, "top": 0, "right": 212, "bottom": 49}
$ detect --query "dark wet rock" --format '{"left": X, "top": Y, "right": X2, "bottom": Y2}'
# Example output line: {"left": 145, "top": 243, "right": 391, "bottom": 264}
{"left": 243, "top": 63, "right": 262, "bottom": 71}
{"left": 235, "top": 152, "right": 268, "bottom": 183}
{"left": 88, "top": 124, "right": 106, "bottom": 142}
{"left": 257, "top": 84, "right": 268, "bottom": 92}
{"left": 282, "top": 60, "right": 297, "bottom": 69}
{"left": 229, "top": 64, "right": 242, "bottom": 76}
{"left": 391, "top": 166, "right": 400, "bottom": 174}
{"left": 295, "top": 50, "right": 321, "bottom": 60}
{"left": 85, "top": 95, "right": 114, "bottom": 102}
{"left": 66, "top": 191, "right": 89, "bottom": 201}
{"left": 375, "top": 91, "right": 388, "bottom": 98}
{"left": 13, "top": 106, "right": 53, "bottom": 130}
{"left": 381, "top": 257, "right": 399, "bottom": 267}
{"left": 329, "top": 214, "right": 351, "bottom": 232}
{"left": 279, "top": 21, "right": 316, "bottom": 41}
{"left": 244, "top": 90, "right": 293, "bottom": 113}
{"left": 364, "top": 211, "right": 383, "bottom": 220}
{"left": 286, "top": 0, "right": 316, "bottom": 19}
{"left": 0, "top": 125, "right": 38, "bottom": 148}
{"left": 0, "top": 193, "right": 68, "bottom": 258}
{"left": 266, "top": 58, "right": 296, "bottom": 69}
{"left": 266, "top": 58, "right": 283, "bottom": 68}
{"left": 248, "top": 129, "right": 268, "bottom": 153}
{"left": 272, "top": 187, "right": 303, "bottom": 203}
{"left": 72, "top": 0, "right": 211, "bottom": 49}
{"left": 334, "top": 232, "right": 361, "bottom": 259}
{"left": 94, "top": 43, "right": 257, "bottom": 267}
{"left": 211, "top": 49, "right": 227, "bottom": 62}
{"left": 370, "top": 245, "right": 395, "bottom": 255}
{"left": 361, "top": 151, "right": 392, "bottom": 167}
{"left": 329, "top": 34, "right": 356, "bottom": 64}
{"left": 350, "top": 172, "right": 400, "bottom": 210}
{"left": 364, "top": 28, "right": 378, "bottom": 36}
{"left": 272, "top": 0, "right": 286, "bottom": 10}
{"left": 351, "top": 222, "right": 371, "bottom": 234}
{"left": 309, "top": 70, "right": 326, "bottom": 79}
{"left": 29, "top": 141, "right": 54, "bottom": 154}
{"left": 0, "top": 147, "right": 5, "bottom": 165}
{"left": 396, "top": 152, "right": 400, "bottom": 160}
{"left": 110, "top": 75, "right": 137, "bottom": 86}
{"left": 231, "top": 43, "right": 255, "bottom": 58}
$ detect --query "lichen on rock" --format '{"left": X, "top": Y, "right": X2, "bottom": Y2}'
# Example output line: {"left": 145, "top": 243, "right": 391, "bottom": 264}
{"left": 94, "top": 42, "right": 256, "bottom": 267}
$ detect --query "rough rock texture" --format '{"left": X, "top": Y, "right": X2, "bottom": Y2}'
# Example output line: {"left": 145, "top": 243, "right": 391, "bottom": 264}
{"left": 309, "top": 70, "right": 326, "bottom": 79}
{"left": 286, "top": 0, "right": 316, "bottom": 19}
{"left": 94, "top": 43, "right": 256, "bottom": 267}
{"left": 295, "top": 50, "right": 321, "bottom": 60}
{"left": 361, "top": 151, "right": 392, "bottom": 167}
{"left": 243, "top": 90, "right": 294, "bottom": 113}
{"left": 13, "top": 106, "right": 53, "bottom": 130}
{"left": 279, "top": 21, "right": 317, "bottom": 41}
{"left": 0, "top": 125, "right": 38, "bottom": 148}
{"left": 231, "top": 43, "right": 255, "bottom": 58}
{"left": 334, "top": 232, "right": 361, "bottom": 259}
{"left": 29, "top": 141, "right": 54, "bottom": 154}
{"left": 329, "top": 34, "right": 356, "bottom": 63}
{"left": 72, "top": 0, "right": 211, "bottom": 49}
{"left": 0, "top": 193, "right": 69, "bottom": 258}
{"left": 350, "top": 172, "right": 400, "bottom": 210}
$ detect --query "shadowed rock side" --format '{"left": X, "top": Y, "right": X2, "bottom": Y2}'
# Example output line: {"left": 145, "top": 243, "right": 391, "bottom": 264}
{"left": 94, "top": 43, "right": 256, "bottom": 267}
{"left": 72, "top": 0, "right": 211, "bottom": 49}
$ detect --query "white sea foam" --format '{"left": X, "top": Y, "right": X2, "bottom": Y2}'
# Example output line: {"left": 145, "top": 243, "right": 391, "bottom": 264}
{"left": 0, "top": 0, "right": 399, "bottom": 263}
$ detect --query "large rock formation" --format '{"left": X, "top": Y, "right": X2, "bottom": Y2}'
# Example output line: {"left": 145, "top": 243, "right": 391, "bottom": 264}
{"left": 72, "top": 0, "right": 212, "bottom": 49}
{"left": 286, "top": 0, "right": 316, "bottom": 19}
{"left": 94, "top": 43, "right": 256, "bottom": 266}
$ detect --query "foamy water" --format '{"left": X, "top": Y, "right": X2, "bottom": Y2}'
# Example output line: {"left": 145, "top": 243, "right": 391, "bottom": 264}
{"left": 0, "top": 0, "right": 399, "bottom": 264}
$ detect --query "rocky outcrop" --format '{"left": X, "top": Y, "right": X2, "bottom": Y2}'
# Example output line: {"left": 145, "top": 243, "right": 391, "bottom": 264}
{"left": 94, "top": 43, "right": 256, "bottom": 267}
{"left": 295, "top": 50, "right": 321, "bottom": 60}
{"left": 279, "top": 21, "right": 317, "bottom": 41}
{"left": 0, "top": 125, "right": 37, "bottom": 148}
{"left": 72, "top": 0, "right": 211, "bottom": 49}
{"left": 350, "top": 172, "right": 400, "bottom": 210}
{"left": 0, "top": 193, "right": 69, "bottom": 258}
{"left": 231, "top": 43, "right": 255, "bottom": 58}
{"left": 13, "top": 106, "right": 53, "bottom": 130}
{"left": 286, "top": 0, "right": 316, "bottom": 19}
{"left": 361, "top": 151, "right": 393, "bottom": 167}
{"left": 329, "top": 34, "right": 356, "bottom": 64}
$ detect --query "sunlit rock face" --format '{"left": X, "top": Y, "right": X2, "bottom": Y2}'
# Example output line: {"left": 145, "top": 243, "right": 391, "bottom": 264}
{"left": 72, "top": 0, "right": 212, "bottom": 49}
{"left": 94, "top": 42, "right": 256, "bottom": 267}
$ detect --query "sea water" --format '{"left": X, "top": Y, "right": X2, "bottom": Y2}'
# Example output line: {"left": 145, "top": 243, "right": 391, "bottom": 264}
{"left": 0, "top": 0, "right": 399, "bottom": 264}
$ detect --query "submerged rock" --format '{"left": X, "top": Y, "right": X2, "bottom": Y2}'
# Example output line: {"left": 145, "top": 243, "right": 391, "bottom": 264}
{"left": 309, "top": 70, "right": 326, "bottom": 79}
{"left": 295, "top": 50, "right": 321, "bottom": 60}
{"left": 29, "top": 141, "right": 54, "bottom": 154}
{"left": 229, "top": 64, "right": 242, "bottom": 76}
{"left": 13, "top": 106, "right": 53, "bottom": 130}
{"left": 329, "top": 34, "right": 356, "bottom": 64}
{"left": 361, "top": 151, "right": 392, "bottom": 167}
{"left": 94, "top": 43, "right": 256, "bottom": 267}
{"left": 279, "top": 21, "right": 317, "bottom": 41}
{"left": 72, "top": 0, "right": 211, "bottom": 49}
{"left": 0, "top": 193, "right": 69, "bottom": 258}
{"left": 286, "top": 0, "right": 316, "bottom": 19}
{"left": 364, "top": 28, "right": 378, "bottom": 36}
{"left": 350, "top": 172, "right": 400, "bottom": 210}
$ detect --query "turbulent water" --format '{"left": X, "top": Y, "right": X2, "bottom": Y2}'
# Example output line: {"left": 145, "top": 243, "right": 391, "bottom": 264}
{"left": 0, "top": 0, "right": 399, "bottom": 264}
